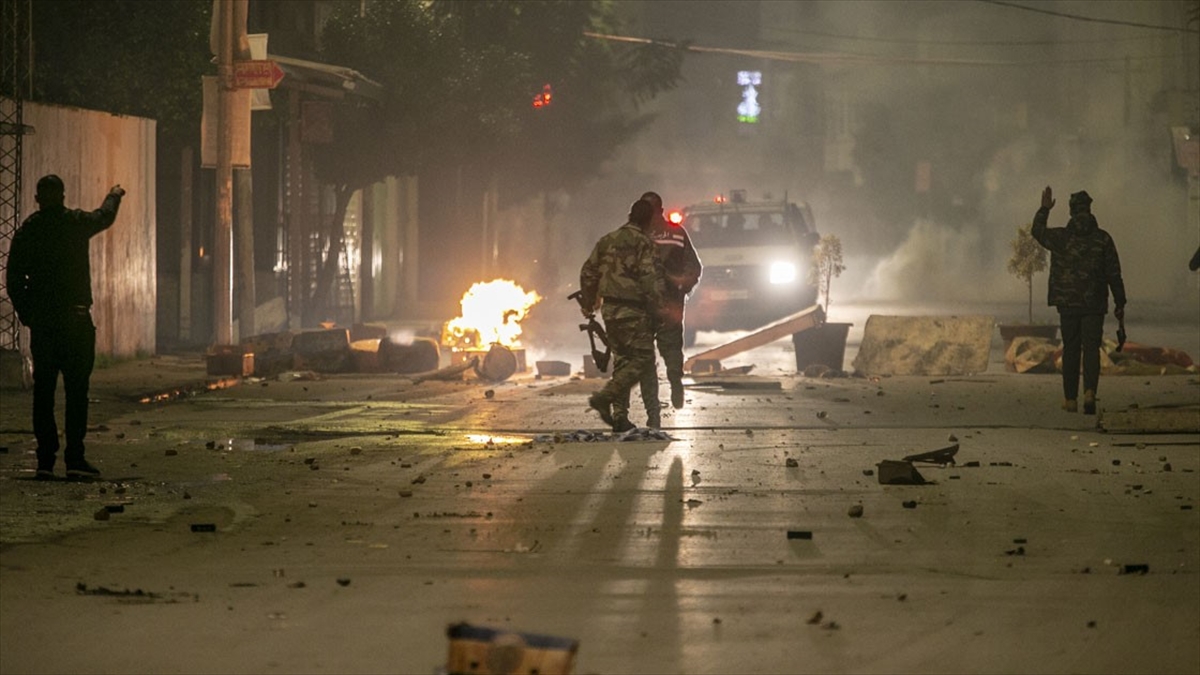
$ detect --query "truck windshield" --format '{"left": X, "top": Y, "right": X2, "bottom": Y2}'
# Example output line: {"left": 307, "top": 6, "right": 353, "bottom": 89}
{"left": 686, "top": 210, "right": 796, "bottom": 247}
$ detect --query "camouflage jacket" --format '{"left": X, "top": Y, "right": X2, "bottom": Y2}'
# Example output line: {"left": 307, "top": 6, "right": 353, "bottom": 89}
{"left": 647, "top": 216, "right": 702, "bottom": 305}
{"left": 1032, "top": 207, "right": 1126, "bottom": 313}
{"left": 579, "top": 221, "right": 666, "bottom": 322}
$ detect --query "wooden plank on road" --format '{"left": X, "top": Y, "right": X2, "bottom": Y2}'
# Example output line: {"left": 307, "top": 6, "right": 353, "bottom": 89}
{"left": 683, "top": 305, "right": 824, "bottom": 373}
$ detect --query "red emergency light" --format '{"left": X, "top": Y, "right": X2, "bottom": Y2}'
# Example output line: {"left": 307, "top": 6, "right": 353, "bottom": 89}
{"left": 532, "top": 84, "right": 553, "bottom": 109}
{"left": 667, "top": 210, "right": 684, "bottom": 225}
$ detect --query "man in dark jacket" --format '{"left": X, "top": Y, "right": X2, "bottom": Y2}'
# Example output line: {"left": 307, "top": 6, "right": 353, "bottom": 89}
{"left": 6, "top": 175, "right": 125, "bottom": 479}
{"left": 1031, "top": 186, "right": 1125, "bottom": 415}
{"left": 641, "top": 191, "right": 702, "bottom": 413}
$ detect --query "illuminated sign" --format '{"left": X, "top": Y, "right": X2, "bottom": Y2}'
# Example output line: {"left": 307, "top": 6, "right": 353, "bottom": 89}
{"left": 737, "top": 70, "right": 761, "bottom": 124}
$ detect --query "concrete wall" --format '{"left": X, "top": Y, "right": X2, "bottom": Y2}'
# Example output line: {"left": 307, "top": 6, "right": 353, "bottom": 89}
{"left": 19, "top": 102, "right": 156, "bottom": 357}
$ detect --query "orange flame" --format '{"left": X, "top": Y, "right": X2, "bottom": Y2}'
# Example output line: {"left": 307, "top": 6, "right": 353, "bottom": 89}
{"left": 443, "top": 279, "right": 542, "bottom": 350}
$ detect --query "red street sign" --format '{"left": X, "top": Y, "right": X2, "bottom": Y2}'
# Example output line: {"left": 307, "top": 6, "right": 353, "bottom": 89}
{"left": 233, "top": 60, "right": 284, "bottom": 90}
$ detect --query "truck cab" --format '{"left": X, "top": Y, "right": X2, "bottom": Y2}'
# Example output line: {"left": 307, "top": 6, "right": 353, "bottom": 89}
{"left": 677, "top": 190, "right": 820, "bottom": 345}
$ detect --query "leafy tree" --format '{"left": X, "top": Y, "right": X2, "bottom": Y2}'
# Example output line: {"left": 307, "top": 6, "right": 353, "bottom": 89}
{"left": 26, "top": 0, "right": 210, "bottom": 148}
{"left": 1006, "top": 224, "right": 1047, "bottom": 324}
{"left": 307, "top": 0, "right": 685, "bottom": 307}
{"left": 808, "top": 234, "right": 846, "bottom": 313}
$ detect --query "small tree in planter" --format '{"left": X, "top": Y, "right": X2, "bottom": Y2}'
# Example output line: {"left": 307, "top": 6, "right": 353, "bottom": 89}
{"left": 808, "top": 234, "right": 846, "bottom": 313}
{"left": 1006, "top": 224, "right": 1047, "bottom": 325}
{"left": 796, "top": 234, "right": 850, "bottom": 374}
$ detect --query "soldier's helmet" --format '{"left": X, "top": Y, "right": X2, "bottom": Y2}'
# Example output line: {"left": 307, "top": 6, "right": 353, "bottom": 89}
{"left": 1069, "top": 190, "right": 1093, "bottom": 214}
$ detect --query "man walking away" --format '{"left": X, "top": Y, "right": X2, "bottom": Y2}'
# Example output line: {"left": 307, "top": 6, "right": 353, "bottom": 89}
{"left": 578, "top": 199, "right": 666, "bottom": 432}
{"left": 1031, "top": 186, "right": 1125, "bottom": 415}
{"left": 6, "top": 175, "right": 125, "bottom": 479}
{"left": 642, "top": 191, "right": 701, "bottom": 411}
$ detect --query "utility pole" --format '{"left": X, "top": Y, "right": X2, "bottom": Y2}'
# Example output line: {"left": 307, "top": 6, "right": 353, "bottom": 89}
{"left": 214, "top": 0, "right": 235, "bottom": 346}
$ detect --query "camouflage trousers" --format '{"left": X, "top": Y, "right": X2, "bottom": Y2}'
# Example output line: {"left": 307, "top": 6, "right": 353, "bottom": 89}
{"left": 596, "top": 311, "right": 657, "bottom": 425}
{"left": 611, "top": 313, "right": 686, "bottom": 422}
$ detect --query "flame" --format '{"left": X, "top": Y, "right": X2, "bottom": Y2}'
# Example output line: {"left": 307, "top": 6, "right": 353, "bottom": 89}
{"left": 443, "top": 279, "right": 541, "bottom": 350}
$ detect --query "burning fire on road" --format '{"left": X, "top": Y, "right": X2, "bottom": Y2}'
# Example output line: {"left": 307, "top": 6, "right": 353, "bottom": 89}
{"left": 442, "top": 279, "right": 541, "bottom": 380}
{"left": 442, "top": 279, "right": 542, "bottom": 350}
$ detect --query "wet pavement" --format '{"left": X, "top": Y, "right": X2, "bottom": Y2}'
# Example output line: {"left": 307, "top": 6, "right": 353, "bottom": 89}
{"left": 0, "top": 302, "right": 1197, "bottom": 674}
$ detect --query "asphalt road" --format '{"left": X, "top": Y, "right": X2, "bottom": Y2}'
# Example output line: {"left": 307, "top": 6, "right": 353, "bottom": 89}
{"left": 0, "top": 303, "right": 1197, "bottom": 675}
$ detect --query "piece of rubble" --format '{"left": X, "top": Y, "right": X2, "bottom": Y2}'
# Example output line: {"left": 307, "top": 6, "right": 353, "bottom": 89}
{"left": 190, "top": 523, "right": 216, "bottom": 532}
{"left": 1119, "top": 564, "right": 1149, "bottom": 575}
{"left": 786, "top": 530, "right": 813, "bottom": 540}
{"left": 847, "top": 504, "right": 864, "bottom": 518}
{"left": 877, "top": 460, "right": 927, "bottom": 485}
{"left": 901, "top": 500, "right": 918, "bottom": 509}
{"left": 806, "top": 610, "right": 823, "bottom": 625}
{"left": 93, "top": 508, "right": 110, "bottom": 521}
{"left": 786, "top": 458, "right": 799, "bottom": 468}
{"left": 902, "top": 443, "right": 959, "bottom": 466}
{"left": 336, "top": 578, "right": 351, "bottom": 586}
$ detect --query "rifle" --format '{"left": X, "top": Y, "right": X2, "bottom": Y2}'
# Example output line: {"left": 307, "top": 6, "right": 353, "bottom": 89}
{"left": 567, "top": 291, "right": 610, "bottom": 373}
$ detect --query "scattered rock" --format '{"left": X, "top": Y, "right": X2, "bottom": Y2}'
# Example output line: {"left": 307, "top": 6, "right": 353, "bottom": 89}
{"left": 786, "top": 530, "right": 813, "bottom": 540}
{"left": 816, "top": 411, "right": 827, "bottom": 419}
{"left": 901, "top": 500, "right": 918, "bottom": 509}
{"left": 165, "top": 449, "right": 178, "bottom": 456}
{"left": 1005, "top": 546, "right": 1025, "bottom": 556}
{"left": 412, "top": 475, "right": 427, "bottom": 485}
{"left": 1112, "top": 459, "right": 1121, "bottom": 466}
{"left": 862, "top": 469, "right": 874, "bottom": 476}
{"left": 350, "top": 447, "right": 363, "bottom": 455}
{"left": 947, "top": 434, "right": 958, "bottom": 442}
{"left": 190, "top": 523, "right": 216, "bottom": 532}
{"left": 806, "top": 610, "right": 823, "bottom": 625}
{"left": 484, "top": 390, "right": 495, "bottom": 399}
{"left": 398, "top": 490, "right": 413, "bottom": 498}
{"left": 1119, "top": 564, "right": 1149, "bottom": 575}
{"left": 336, "top": 578, "right": 351, "bottom": 586}
{"left": 93, "top": 508, "right": 110, "bottom": 521}
{"left": 785, "top": 458, "right": 799, "bottom": 468}
{"left": 847, "top": 504, "right": 864, "bottom": 518}
{"left": 1163, "top": 463, "right": 1172, "bottom": 472}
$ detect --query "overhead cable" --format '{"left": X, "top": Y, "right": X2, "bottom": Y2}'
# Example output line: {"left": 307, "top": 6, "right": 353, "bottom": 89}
{"left": 978, "top": 0, "right": 1200, "bottom": 34}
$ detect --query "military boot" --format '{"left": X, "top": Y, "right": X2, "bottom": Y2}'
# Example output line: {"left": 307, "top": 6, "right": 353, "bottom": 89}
{"left": 669, "top": 376, "right": 685, "bottom": 409}
{"left": 1062, "top": 399, "right": 1078, "bottom": 413}
{"left": 1083, "top": 389, "right": 1096, "bottom": 415}
{"left": 588, "top": 393, "right": 615, "bottom": 427}
{"left": 612, "top": 415, "right": 636, "bottom": 433}
{"left": 646, "top": 409, "right": 661, "bottom": 430}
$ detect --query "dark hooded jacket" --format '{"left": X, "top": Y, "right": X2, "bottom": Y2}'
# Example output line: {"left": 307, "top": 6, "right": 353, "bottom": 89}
{"left": 6, "top": 193, "right": 121, "bottom": 328}
{"left": 1031, "top": 206, "right": 1125, "bottom": 314}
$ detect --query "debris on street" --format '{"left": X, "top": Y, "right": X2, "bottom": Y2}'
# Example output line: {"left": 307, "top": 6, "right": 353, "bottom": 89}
{"left": 877, "top": 460, "right": 928, "bottom": 485}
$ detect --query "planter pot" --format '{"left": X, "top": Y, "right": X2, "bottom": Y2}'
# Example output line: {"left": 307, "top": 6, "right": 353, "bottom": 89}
{"left": 792, "top": 322, "right": 852, "bottom": 373}
{"left": 998, "top": 323, "right": 1059, "bottom": 346}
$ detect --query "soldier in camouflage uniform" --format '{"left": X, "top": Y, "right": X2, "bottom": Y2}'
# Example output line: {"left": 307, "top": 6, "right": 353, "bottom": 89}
{"left": 1032, "top": 187, "right": 1126, "bottom": 415}
{"left": 579, "top": 199, "right": 666, "bottom": 432}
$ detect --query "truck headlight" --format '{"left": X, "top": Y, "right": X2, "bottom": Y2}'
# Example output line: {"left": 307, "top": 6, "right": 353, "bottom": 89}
{"left": 769, "top": 261, "right": 797, "bottom": 285}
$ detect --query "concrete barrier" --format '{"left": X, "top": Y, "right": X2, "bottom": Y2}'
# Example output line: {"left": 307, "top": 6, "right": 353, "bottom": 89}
{"left": 852, "top": 315, "right": 994, "bottom": 376}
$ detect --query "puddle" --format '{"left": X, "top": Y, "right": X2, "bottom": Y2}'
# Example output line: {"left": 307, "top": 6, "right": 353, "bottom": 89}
{"left": 219, "top": 439, "right": 293, "bottom": 452}
{"left": 463, "top": 434, "right": 530, "bottom": 445}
